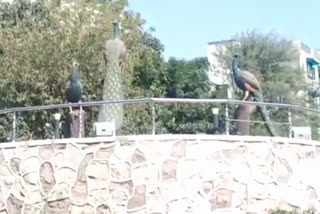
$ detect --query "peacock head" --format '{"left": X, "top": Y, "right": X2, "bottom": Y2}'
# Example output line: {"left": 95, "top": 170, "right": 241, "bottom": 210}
{"left": 70, "top": 59, "right": 80, "bottom": 81}
{"left": 232, "top": 54, "right": 240, "bottom": 67}
{"left": 72, "top": 58, "right": 79, "bottom": 68}
{"left": 112, "top": 22, "right": 121, "bottom": 40}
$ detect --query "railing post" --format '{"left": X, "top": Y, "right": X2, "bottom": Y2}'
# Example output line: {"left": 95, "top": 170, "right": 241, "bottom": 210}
{"left": 12, "top": 111, "right": 16, "bottom": 142}
{"left": 54, "top": 112, "right": 61, "bottom": 139}
{"left": 152, "top": 102, "right": 156, "bottom": 135}
{"left": 211, "top": 107, "right": 220, "bottom": 134}
{"left": 225, "top": 103, "right": 230, "bottom": 135}
{"left": 79, "top": 104, "right": 82, "bottom": 138}
{"left": 288, "top": 107, "right": 292, "bottom": 138}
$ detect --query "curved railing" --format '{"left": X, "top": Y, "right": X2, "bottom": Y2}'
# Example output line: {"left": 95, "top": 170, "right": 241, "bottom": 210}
{"left": 0, "top": 98, "right": 319, "bottom": 142}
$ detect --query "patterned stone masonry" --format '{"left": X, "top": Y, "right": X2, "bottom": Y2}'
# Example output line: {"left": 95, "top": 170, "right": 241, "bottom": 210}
{"left": 0, "top": 135, "right": 319, "bottom": 214}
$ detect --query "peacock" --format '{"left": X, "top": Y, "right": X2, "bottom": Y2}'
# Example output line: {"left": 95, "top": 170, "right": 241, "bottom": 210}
{"left": 98, "top": 22, "right": 127, "bottom": 130}
{"left": 232, "top": 54, "right": 277, "bottom": 136}
{"left": 65, "top": 60, "right": 83, "bottom": 112}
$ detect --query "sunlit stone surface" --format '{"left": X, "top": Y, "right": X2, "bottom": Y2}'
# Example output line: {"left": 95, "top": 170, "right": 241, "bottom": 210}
{"left": 0, "top": 135, "right": 317, "bottom": 213}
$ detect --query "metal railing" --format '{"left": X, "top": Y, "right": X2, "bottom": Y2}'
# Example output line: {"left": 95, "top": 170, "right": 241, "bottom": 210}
{"left": 1, "top": 98, "right": 320, "bottom": 142}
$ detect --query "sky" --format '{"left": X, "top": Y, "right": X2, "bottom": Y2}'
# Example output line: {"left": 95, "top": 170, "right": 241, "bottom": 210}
{"left": 128, "top": 0, "right": 320, "bottom": 60}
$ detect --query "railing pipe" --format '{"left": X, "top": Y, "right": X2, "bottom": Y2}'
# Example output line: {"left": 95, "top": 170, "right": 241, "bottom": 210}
{"left": 0, "top": 98, "right": 319, "bottom": 115}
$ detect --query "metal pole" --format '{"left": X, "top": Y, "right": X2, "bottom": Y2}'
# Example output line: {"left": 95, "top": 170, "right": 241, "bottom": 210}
{"left": 288, "top": 107, "right": 292, "bottom": 138}
{"left": 54, "top": 113, "right": 61, "bottom": 139}
{"left": 212, "top": 107, "right": 220, "bottom": 134}
{"left": 152, "top": 102, "right": 156, "bottom": 135}
{"left": 225, "top": 103, "right": 230, "bottom": 135}
{"left": 12, "top": 111, "right": 16, "bottom": 142}
{"left": 79, "top": 104, "right": 82, "bottom": 138}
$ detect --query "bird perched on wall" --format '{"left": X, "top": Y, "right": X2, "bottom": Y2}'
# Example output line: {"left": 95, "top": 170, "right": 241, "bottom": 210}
{"left": 98, "top": 22, "right": 127, "bottom": 130}
{"left": 232, "top": 54, "right": 277, "bottom": 136}
{"left": 232, "top": 54, "right": 261, "bottom": 101}
{"left": 65, "top": 60, "right": 83, "bottom": 112}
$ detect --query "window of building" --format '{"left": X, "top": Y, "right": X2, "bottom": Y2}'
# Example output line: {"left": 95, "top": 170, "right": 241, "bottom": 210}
{"left": 307, "top": 62, "right": 315, "bottom": 79}
{"left": 306, "top": 59, "right": 317, "bottom": 80}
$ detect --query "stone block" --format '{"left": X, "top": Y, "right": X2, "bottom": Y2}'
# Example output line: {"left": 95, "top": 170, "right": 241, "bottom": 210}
{"left": 40, "top": 161, "right": 56, "bottom": 195}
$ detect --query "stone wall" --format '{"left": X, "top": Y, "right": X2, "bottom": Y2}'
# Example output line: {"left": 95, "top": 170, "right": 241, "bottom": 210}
{"left": 0, "top": 135, "right": 319, "bottom": 214}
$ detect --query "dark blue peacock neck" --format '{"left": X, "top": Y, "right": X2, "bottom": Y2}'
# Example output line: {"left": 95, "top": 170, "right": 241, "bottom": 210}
{"left": 232, "top": 56, "right": 242, "bottom": 77}
{"left": 113, "top": 22, "right": 121, "bottom": 40}
{"left": 70, "top": 72, "right": 79, "bottom": 83}
{"left": 70, "top": 63, "right": 80, "bottom": 83}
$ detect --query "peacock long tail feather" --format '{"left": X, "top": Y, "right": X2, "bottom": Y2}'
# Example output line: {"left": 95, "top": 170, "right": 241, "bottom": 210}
{"left": 253, "top": 92, "right": 278, "bottom": 136}
{"left": 98, "top": 55, "right": 124, "bottom": 129}
{"left": 98, "top": 39, "right": 126, "bottom": 130}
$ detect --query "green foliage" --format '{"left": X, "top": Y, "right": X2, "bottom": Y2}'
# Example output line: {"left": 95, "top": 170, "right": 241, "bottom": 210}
{"left": 155, "top": 57, "right": 214, "bottom": 134}
{"left": 125, "top": 51, "right": 215, "bottom": 134}
{"left": 165, "top": 57, "right": 211, "bottom": 98}
{"left": 0, "top": 0, "right": 215, "bottom": 139}
{"left": 0, "top": 0, "right": 51, "bottom": 29}
{"left": 0, "top": 0, "right": 153, "bottom": 140}
{"left": 130, "top": 31, "right": 167, "bottom": 98}
{"left": 121, "top": 30, "right": 167, "bottom": 135}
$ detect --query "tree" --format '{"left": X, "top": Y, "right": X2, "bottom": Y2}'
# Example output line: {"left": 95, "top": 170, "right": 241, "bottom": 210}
{"left": 215, "top": 31, "right": 314, "bottom": 137}
{"left": 0, "top": 0, "right": 159, "bottom": 140}
{"left": 122, "top": 31, "right": 168, "bottom": 135}
{"left": 125, "top": 52, "right": 216, "bottom": 135}
{"left": 155, "top": 57, "right": 215, "bottom": 134}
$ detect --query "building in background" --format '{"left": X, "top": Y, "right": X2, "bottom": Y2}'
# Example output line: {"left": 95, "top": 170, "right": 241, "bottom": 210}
{"left": 207, "top": 40, "right": 240, "bottom": 99}
{"left": 292, "top": 40, "right": 320, "bottom": 105}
